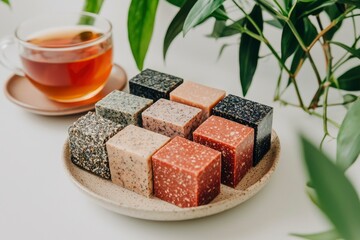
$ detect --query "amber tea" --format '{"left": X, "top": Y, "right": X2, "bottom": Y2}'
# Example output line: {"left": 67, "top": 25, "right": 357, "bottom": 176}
{"left": 20, "top": 26, "right": 113, "bottom": 102}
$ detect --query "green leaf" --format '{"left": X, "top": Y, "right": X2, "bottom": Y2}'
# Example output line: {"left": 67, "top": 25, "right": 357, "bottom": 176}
{"left": 283, "top": 0, "right": 293, "bottom": 11}
{"left": 183, "top": 0, "right": 224, "bottom": 35}
{"left": 291, "top": 229, "right": 341, "bottom": 240}
{"left": 336, "top": 99, "right": 360, "bottom": 171}
{"left": 338, "top": 0, "right": 360, "bottom": 7}
{"left": 298, "top": 0, "right": 337, "bottom": 18}
{"left": 128, "top": 0, "right": 159, "bottom": 70}
{"left": 324, "top": 4, "right": 345, "bottom": 40}
{"left": 265, "top": 19, "right": 284, "bottom": 28}
{"left": 301, "top": 136, "right": 360, "bottom": 240}
{"left": 1, "top": 0, "right": 10, "bottom": 6}
{"left": 281, "top": 19, "right": 304, "bottom": 61}
{"left": 330, "top": 41, "right": 360, "bottom": 59}
{"left": 166, "top": 0, "right": 186, "bottom": 7}
{"left": 79, "top": 0, "right": 104, "bottom": 25}
{"left": 239, "top": 5, "right": 263, "bottom": 96}
{"left": 288, "top": 46, "right": 305, "bottom": 86}
{"left": 332, "top": 66, "right": 360, "bottom": 91}
{"left": 208, "top": 20, "right": 226, "bottom": 39}
{"left": 343, "top": 94, "right": 358, "bottom": 109}
{"left": 163, "top": 0, "right": 196, "bottom": 59}
{"left": 208, "top": 18, "right": 245, "bottom": 39}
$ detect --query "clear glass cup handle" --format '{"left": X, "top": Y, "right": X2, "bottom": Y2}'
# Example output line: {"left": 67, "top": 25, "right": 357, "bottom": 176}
{"left": 0, "top": 36, "right": 24, "bottom": 76}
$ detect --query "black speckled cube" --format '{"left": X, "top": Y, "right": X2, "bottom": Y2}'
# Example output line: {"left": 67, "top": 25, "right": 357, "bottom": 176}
{"left": 129, "top": 69, "right": 183, "bottom": 101}
{"left": 95, "top": 90, "right": 153, "bottom": 126}
{"left": 212, "top": 94, "right": 273, "bottom": 165}
{"left": 68, "top": 112, "right": 124, "bottom": 179}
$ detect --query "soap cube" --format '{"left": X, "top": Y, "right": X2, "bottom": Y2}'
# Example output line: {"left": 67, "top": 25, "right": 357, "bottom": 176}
{"left": 212, "top": 94, "right": 273, "bottom": 165}
{"left": 152, "top": 136, "right": 221, "bottom": 208}
{"left": 142, "top": 98, "right": 202, "bottom": 139}
{"left": 170, "top": 81, "right": 225, "bottom": 122}
{"left": 129, "top": 69, "right": 183, "bottom": 101}
{"left": 193, "top": 116, "right": 254, "bottom": 187}
{"left": 106, "top": 125, "right": 170, "bottom": 197}
{"left": 68, "top": 112, "right": 124, "bottom": 179}
{"left": 95, "top": 90, "right": 153, "bottom": 126}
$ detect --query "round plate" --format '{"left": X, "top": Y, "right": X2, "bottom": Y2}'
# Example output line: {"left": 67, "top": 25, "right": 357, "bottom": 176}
{"left": 4, "top": 64, "right": 127, "bottom": 116}
{"left": 63, "top": 131, "right": 280, "bottom": 221}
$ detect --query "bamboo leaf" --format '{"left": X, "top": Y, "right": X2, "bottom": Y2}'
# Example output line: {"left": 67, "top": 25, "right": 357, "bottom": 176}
{"left": 79, "top": 0, "right": 104, "bottom": 25}
{"left": 337, "top": 0, "right": 360, "bottom": 7}
{"left": 208, "top": 20, "right": 226, "bottom": 39}
{"left": 301, "top": 137, "right": 360, "bottom": 240}
{"left": 332, "top": 66, "right": 360, "bottom": 91}
{"left": 265, "top": 19, "right": 284, "bottom": 29}
{"left": 128, "top": 0, "right": 159, "bottom": 70}
{"left": 281, "top": 19, "right": 304, "bottom": 61}
{"left": 163, "top": 0, "right": 196, "bottom": 59}
{"left": 291, "top": 229, "right": 340, "bottom": 240}
{"left": 239, "top": 5, "right": 263, "bottom": 96}
{"left": 166, "top": 0, "right": 186, "bottom": 7}
{"left": 1, "top": 0, "right": 10, "bottom": 6}
{"left": 330, "top": 41, "right": 360, "bottom": 59}
{"left": 208, "top": 18, "right": 245, "bottom": 38}
{"left": 343, "top": 94, "right": 358, "bottom": 109}
{"left": 183, "top": 0, "right": 225, "bottom": 35}
{"left": 336, "top": 99, "right": 360, "bottom": 171}
{"left": 324, "top": 4, "right": 345, "bottom": 40}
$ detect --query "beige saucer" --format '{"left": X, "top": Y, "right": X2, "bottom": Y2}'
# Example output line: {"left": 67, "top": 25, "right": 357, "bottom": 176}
{"left": 4, "top": 64, "right": 127, "bottom": 116}
{"left": 63, "top": 131, "right": 280, "bottom": 221}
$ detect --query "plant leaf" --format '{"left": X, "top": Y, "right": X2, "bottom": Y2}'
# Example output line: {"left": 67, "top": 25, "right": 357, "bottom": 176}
{"left": 166, "top": 0, "right": 186, "bottom": 7}
{"left": 330, "top": 41, "right": 360, "bottom": 59}
{"left": 324, "top": 4, "right": 345, "bottom": 40}
{"left": 291, "top": 229, "right": 340, "bottom": 240}
{"left": 332, "top": 66, "right": 360, "bottom": 91}
{"left": 301, "top": 136, "right": 360, "bottom": 240}
{"left": 239, "top": 5, "right": 263, "bottom": 96}
{"left": 183, "top": 0, "right": 224, "bottom": 35}
{"left": 281, "top": 19, "right": 304, "bottom": 61}
{"left": 208, "top": 20, "right": 226, "bottom": 39}
{"left": 336, "top": 99, "right": 360, "bottom": 171}
{"left": 343, "top": 94, "right": 358, "bottom": 109}
{"left": 337, "top": 0, "right": 360, "bottom": 7}
{"left": 298, "top": 0, "right": 337, "bottom": 18}
{"left": 208, "top": 18, "right": 245, "bottom": 39}
{"left": 79, "top": 0, "right": 104, "bottom": 25}
{"left": 128, "top": 0, "right": 159, "bottom": 70}
{"left": 1, "top": 0, "right": 10, "bottom": 6}
{"left": 163, "top": 0, "right": 196, "bottom": 59}
{"left": 265, "top": 19, "right": 283, "bottom": 28}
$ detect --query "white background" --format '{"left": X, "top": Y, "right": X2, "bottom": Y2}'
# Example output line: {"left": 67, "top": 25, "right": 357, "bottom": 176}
{"left": 0, "top": 1, "right": 359, "bottom": 239}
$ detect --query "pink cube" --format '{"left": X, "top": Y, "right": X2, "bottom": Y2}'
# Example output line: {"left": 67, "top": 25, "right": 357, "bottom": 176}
{"left": 170, "top": 81, "right": 225, "bottom": 122}
{"left": 142, "top": 98, "right": 202, "bottom": 139}
{"left": 193, "top": 116, "right": 254, "bottom": 188}
{"left": 152, "top": 136, "right": 221, "bottom": 208}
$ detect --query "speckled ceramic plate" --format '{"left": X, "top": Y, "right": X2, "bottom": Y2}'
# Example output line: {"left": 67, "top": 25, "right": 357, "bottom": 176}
{"left": 63, "top": 131, "right": 280, "bottom": 221}
{"left": 4, "top": 64, "right": 127, "bottom": 116}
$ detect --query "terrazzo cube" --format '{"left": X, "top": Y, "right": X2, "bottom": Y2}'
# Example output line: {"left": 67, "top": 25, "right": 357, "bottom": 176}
{"left": 212, "top": 94, "right": 273, "bottom": 165}
{"left": 142, "top": 98, "right": 202, "bottom": 139}
{"left": 129, "top": 69, "right": 183, "bottom": 101}
{"left": 106, "top": 125, "right": 170, "bottom": 197}
{"left": 152, "top": 136, "right": 221, "bottom": 208}
{"left": 193, "top": 116, "right": 254, "bottom": 187}
{"left": 95, "top": 90, "right": 153, "bottom": 126}
{"left": 170, "top": 81, "right": 226, "bottom": 122}
{"left": 68, "top": 112, "right": 124, "bottom": 179}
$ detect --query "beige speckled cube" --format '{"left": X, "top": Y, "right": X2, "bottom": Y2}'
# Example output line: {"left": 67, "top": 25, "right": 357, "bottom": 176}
{"left": 106, "top": 125, "right": 170, "bottom": 197}
{"left": 142, "top": 98, "right": 202, "bottom": 139}
{"left": 170, "top": 81, "right": 225, "bottom": 122}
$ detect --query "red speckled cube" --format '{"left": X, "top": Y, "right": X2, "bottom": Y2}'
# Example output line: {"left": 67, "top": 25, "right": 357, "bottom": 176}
{"left": 152, "top": 136, "right": 221, "bottom": 208}
{"left": 193, "top": 116, "right": 254, "bottom": 188}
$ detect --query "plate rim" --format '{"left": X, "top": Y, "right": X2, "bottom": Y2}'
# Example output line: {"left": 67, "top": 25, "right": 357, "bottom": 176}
{"left": 4, "top": 64, "right": 127, "bottom": 116}
{"left": 63, "top": 130, "right": 281, "bottom": 221}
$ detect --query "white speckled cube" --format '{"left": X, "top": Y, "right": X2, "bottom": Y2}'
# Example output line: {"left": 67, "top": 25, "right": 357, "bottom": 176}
{"left": 106, "top": 125, "right": 170, "bottom": 197}
{"left": 142, "top": 98, "right": 202, "bottom": 139}
{"left": 95, "top": 90, "right": 153, "bottom": 126}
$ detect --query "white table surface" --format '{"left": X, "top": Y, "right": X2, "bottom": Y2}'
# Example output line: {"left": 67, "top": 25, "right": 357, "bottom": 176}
{"left": 1, "top": 1, "right": 359, "bottom": 239}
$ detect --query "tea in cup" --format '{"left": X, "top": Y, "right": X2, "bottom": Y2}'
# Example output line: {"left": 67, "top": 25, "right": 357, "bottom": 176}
{"left": 0, "top": 12, "right": 113, "bottom": 103}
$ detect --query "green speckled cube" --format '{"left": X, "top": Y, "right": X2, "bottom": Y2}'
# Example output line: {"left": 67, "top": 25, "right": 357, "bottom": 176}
{"left": 68, "top": 112, "right": 124, "bottom": 179}
{"left": 95, "top": 90, "right": 153, "bottom": 126}
{"left": 129, "top": 69, "right": 183, "bottom": 101}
